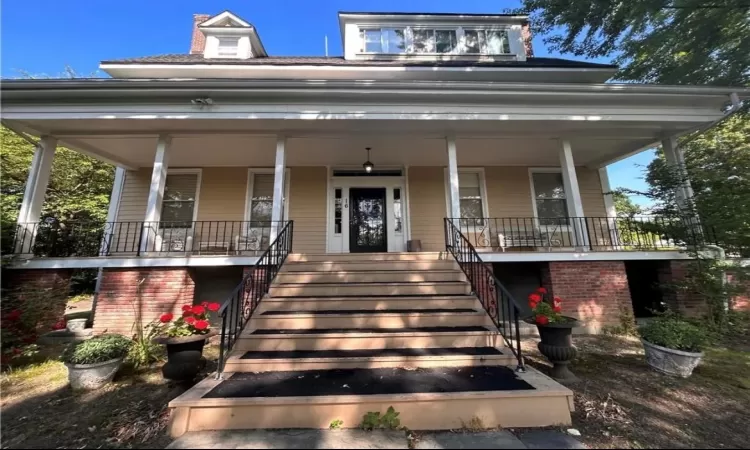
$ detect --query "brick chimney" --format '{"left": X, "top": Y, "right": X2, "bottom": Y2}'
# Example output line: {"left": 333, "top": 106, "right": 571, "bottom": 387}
{"left": 521, "top": 21, "right": 534, "bottom": 57}
{"left": 190, "top": 14, "right": 211, "bottom": 54}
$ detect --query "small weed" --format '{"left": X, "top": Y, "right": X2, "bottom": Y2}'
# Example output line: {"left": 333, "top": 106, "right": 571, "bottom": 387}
{"left": 329, "top": 419, "right": 344, "bottom": 430}
{"left": 603, "top": 304, "right": 639, "bottom": 337}
{"left": 360, "top": 406, "right": 401, "bottom": 430}
{"left": 460, "top": 416, "right": 487, "bottom": 431}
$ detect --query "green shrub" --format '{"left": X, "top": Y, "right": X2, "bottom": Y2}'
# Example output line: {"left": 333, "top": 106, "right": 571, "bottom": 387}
{"left": 639, "top": 316, "right": 707, "bottom": 352}
{"left": 62, "top": 334, "right": 131, "bottom": 365}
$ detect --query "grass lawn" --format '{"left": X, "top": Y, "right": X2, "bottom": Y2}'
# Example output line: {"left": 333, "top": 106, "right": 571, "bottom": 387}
{"left": 521, "top": 331, "right": 750, "bottom": 449}
{"left": 0, "top": 345, "right": 219, "bottom": 449}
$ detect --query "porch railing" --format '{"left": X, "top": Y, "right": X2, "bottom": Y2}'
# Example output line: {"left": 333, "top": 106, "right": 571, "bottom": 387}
{"left": 444, "top": 218, "right": 526, "bottom": 371}
{"left": 5, "top": 220, "right": 286, "bottom": 258}
{"left": 449, "top": 216, "right": 720, "bottom": 252}
{"left": 215, "top": 220, "right": 293, "bottom": 379}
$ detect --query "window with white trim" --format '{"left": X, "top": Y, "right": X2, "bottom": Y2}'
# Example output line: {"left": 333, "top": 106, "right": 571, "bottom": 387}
{"left": 463, "top": 29, "right": 511, "bottom": 54}
{"left": 458, "top": 172, "right": 486, "bottom": 225}
{"left": 160, "top": 173, "right": 199, "bottom": 228}
{"left": 249, "top": 173, "right": 274, "bottom": 223}
{"left": 358, "top": 26, "right": 510, "bottom": 55}
{"left": 359, "top": 28, "right": 406, "bottom": 53}
{"left": 217, "top": 36, "right": 239, "bottom": 57}
{"left": 531, "top": 172, "right": 569, "bottom": 225}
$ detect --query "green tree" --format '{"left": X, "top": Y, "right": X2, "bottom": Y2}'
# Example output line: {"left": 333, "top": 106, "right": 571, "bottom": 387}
{"left": 612, "top": 190, "right": 642, "bottom": 217}
{"left": 521, "top": 0, "right": 750, "bottom": 85}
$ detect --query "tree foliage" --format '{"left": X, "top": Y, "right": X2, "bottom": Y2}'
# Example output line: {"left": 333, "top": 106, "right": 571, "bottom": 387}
{"left": 612, "top": 190, "right": 643, "bottom": 217}
{"left": 522, "top": 0, "right": 750, "bottom": 85}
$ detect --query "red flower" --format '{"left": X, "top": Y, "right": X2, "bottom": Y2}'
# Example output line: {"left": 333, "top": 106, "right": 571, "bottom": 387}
{"left": 185, "top": 316, "right": 196, "bottom": 325}
{"left": 192, "top": 305, "right": 206, "bottom": 315}
{"left": 528, "top": 293, "right": 542, "bottom": 307}
{"left": 182, "top": 310, "right": 193, "bottom": 318}
{"left": 207, "top": 302, "right": 221, "bottom": 312}
{"left": 554, "top": 296, "right": 562, "bottom": 304}
{"left": 12, "top": 348, "right": 21, "bottom": 355}
{"left": 52, "top": 320, "right": 66, "bottom": 330}
{"left": 535, "top": 315, "right": 550, "bottom": 325}
{"left": 181, "top": 305, "right": 192, "bottom": 312}
{"left": 554, "top": 305, "right": 562, "bottom": 313}
{"left": 201, "top": 301, "right": 209, "bottom": 307}
{"left": 6, "top": 310, "right": 21, "bottom": 321}
{"left": 194, "top": 320, "right": 209, "bottom": 330}
{"left": 536, "top": 287, "right": 548, "bottom": 294}
{"left": 159, "top": 313, "right": 174, "bottom": 323}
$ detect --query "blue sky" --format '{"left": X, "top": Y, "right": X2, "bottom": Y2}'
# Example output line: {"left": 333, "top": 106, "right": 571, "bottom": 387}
{"left": 0, "top": 0, "right": 654, "bottom": 202}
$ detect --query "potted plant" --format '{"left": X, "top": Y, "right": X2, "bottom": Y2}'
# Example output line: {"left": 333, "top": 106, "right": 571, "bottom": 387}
{"left": 639, "top": 314, "right": 706, "bottom": 378}
{"left": 524, "top": 287, "right": 581, "bottom": 381}
{"left": 62, "top": 334, "right": 131, "bottom": 390}
{"left": 153, "top": 301, "right": 221, "bottom": 381}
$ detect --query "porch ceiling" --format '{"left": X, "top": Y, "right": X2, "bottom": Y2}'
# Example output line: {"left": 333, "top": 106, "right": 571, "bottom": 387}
{"left": 7, "top": 118, "right": 698, "bottom": 169}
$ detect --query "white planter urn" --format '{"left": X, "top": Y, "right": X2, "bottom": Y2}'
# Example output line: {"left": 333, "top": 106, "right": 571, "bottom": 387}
{"left": 641, "top": 339, "right": 703, "bottom": 378}
{"left": 65, "top": 357, "right": 124, "bottom": 390}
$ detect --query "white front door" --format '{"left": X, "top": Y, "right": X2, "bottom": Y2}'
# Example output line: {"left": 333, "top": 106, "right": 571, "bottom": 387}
{"left": 326, "top": 173, "right": 407, "bottom": 253}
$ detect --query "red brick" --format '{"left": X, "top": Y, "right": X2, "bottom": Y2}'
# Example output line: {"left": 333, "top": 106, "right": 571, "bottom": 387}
{"left": 190, "top": 14, "right": 210, "bottom": 54}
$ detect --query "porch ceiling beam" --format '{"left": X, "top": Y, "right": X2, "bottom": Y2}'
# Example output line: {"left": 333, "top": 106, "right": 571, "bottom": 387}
{"left": 54, "top": 137, "right": 139, "bottom": 170}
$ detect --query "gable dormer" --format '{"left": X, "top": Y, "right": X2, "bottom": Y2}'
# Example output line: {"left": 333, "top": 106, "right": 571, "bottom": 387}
{"left": 190, "top": 11, "right": 267, "bottom": 59}
{"left": 338, "top": 12, "right": 531, "bottom": 62}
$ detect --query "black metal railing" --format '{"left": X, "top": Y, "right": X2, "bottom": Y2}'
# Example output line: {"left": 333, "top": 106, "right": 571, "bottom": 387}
{"left": 444, "top": 218, "right": 526, "bottom": 371}
{"left": 215, "top": 220, "right": 293, "bottom": 379}
{"left": 449, "top": 216, "right": 720, "bottom": 252}
{"left": 5, "top": 220, "right": 286, "bottom": 257}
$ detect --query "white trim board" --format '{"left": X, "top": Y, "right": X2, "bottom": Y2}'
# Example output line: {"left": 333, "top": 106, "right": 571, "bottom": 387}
{"left": 479, "top": 251, "right": 691, "bottom": 262}
{"left": 6, "top": 256, "right": 262, "bottom": 270}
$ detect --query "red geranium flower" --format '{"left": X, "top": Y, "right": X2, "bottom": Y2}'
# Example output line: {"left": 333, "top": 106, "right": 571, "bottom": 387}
{"left": 192, "top": 305, "right": 205, "bottom": 315}
{"left": 207, "top": 302, "right": 221, "bottom": 312}
{"left": 181, "top": 305, "right": 192, "bottom": 312}
{"left": 194, "top": 320, "right": 209, "bottom": 330}
{"left": 554, "top": 296, "right": 562, "bottom": 304}
{"left": 52, "top": 320, "right": 66, "bottom": 330}
{"left": 159, "top": 313, "right": 174, "bottom": 323}
{"left": 182, "top": 310, "right": 193, "bottom": 318}
{"left": 6, "top": 310, "right": 21, "bottom": 321}
{"left": 185, "top": 316, "right": 196, "bottom": 325}
{"left": 536, "top": 287, "right": 548, "bottom": 294}
{"left": 535, "top": 315, "right": 550, "bottom": 325}
{"left": 554, "top": 305, "right": 562, "bottom": 313}
{"left": 528, "top": 293, "right": 542, "bottom": 305}
{"left": 201, "top": 301, "right": 209, "bottom": 307}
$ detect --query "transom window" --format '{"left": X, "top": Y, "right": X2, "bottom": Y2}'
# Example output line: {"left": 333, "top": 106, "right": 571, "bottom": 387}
{"left": 359, "top": 26, "right": 511, "bottom": 55}
{"left": 360, "top": 28, "right": 406, "bottom": 53}
{"left": 531, "top": 171, "right": 569, "bottom": 226}
{"left": 217, "top": 36, "right": 239, "bottom": 57}
{"left": 160, "top": 173, "right": 199, "bottom": 228}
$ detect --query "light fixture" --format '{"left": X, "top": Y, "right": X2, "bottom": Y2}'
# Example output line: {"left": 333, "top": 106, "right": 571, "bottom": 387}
{"left": 362, "top": 147, "right": 374, "bottom": 173}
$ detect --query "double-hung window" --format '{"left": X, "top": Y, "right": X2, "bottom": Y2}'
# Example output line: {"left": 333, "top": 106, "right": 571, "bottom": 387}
{"left": 217, "top": 37, "right": 239, "bottom": 57}
{"left": 412, "top": 28, "right": 457, "bottom": 53}
{"left": 454, "top": 171, "right": 487, "bottom": 226}
{"left": 463, "top": 29, "right": 511, "bottom": 54}
{"left": 531, "top": 171, "right": 569, "bottom": 226}
{"left": 160, "top": 173, "right": 199, "bottom": 229}
{"left": 248, "top": 173, "right": 275, "bottom": 224}
{"left": 360, "top": 28, "right": 406, "bottom": 53}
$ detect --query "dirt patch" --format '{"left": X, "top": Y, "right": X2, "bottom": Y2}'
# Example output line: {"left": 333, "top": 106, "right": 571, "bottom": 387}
{"left": 0, "top": 345, "right": 220, "bottom": 449}
{"left": 522, "top": 334, "right": 750, "bottom": 449}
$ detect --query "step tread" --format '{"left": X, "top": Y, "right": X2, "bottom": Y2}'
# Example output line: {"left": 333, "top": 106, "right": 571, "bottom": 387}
{"left": 246, "top": 326, "right": 493, "bottom": 336}
{"left": 204, "top": 366, "right": 533, "bottom": 399}
{"left": 278, "top": 269, "right": 461, "bottom": 274}
{"left": 273, "top": 281, "right": 468, "bottom": 286}
{"left": 258, "top": 308, "right": 481, "bottom": 316}
{"left": 262, "top": 295, "right": 477, "bottom": 301}
{"left": 232, "top": 347, "right": 505, "bottom": 361}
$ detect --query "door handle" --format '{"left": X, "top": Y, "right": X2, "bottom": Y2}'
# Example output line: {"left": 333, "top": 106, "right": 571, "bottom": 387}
{"left": 344, "top": 199, "right": 348, "bottom": 208}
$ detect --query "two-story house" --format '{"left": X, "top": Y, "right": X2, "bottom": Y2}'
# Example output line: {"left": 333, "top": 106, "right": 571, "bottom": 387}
{"left": 2, "top": 10, "right": 748, "bottom": 434}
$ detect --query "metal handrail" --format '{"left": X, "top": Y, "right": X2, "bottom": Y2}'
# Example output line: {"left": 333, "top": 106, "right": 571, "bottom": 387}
{"left": 215, "top": 221, "right": 294, "bottom": 379}
{"left": 444, "top": 218, "right": 527, "bottom": 371}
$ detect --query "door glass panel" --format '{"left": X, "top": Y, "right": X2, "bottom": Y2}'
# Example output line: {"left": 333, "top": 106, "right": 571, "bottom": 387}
{"left": 393, "top": 188, "right": 402, "bottom": 233}
{"left": 350, "top": 188, "right": 387, "bottom": 253}
{"left": 334, "top": 188, "right": 342, "bottom": 234}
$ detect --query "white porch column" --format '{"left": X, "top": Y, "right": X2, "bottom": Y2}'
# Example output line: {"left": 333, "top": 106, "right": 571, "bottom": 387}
{"left": 661, "top": 136, "right": 695, "bottom": 211}
{"left": 100, "top": 167, "right": 126, "bottom": 256}
{"left": 559, "top": 140, "right": 589, "bottom": 249}
{"left": 598, "top": 167, "right": 620, "bottom": 247}
{"left": 269, "top": 136, "right": 286, "bottom": 242}
{"left": 446, "top": 136, "right": 461, "bottom": 221}
{"left": 140, "top": 135, "right": 171, "bottom": 253}
{"left": 15, "top": 136, "right": 57, "bottom": 253}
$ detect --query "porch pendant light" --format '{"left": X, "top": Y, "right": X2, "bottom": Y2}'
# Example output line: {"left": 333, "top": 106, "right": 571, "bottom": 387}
{"left": 362, "top": 147, "right": 374, "bottom": 173}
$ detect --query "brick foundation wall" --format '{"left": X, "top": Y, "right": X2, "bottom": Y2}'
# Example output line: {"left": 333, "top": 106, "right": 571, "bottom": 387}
{"left": 94, "top": 268, "right": 196, "bottom": 336}
{"left": 2, "top": 269, "right": 73, "bottom": 334}
{"left": 728, "top": 270, "right": 750, "bottom": 311}
{"left": 546, "top": 261, "right": 633, "bottom": 333}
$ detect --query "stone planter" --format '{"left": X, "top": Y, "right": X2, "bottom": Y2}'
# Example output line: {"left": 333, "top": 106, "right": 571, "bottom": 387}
{"left": 65, "top": 357, "right": 124, "bottom": 390}
{"left": 154, "top": 332, "right": 215, "bottom": 381}
{"left": 641, "top": 339, "right": 704, "bottom": 378}
{"left": 66, "top": 318, "right": 88, "bottom": 332}
{"left": 527, "top": 317, "right": 581, "bottom": 381}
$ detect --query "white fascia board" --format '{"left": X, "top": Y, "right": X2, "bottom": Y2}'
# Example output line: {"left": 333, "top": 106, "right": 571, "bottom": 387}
{"left": 199, "top": 11, "right": 251, "bottom": 28}
{"left": 6, "top": 255, "right": 261, "bottom": 269}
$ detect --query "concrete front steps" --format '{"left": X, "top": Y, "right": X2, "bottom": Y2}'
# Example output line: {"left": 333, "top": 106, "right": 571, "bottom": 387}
{"left": 167, "top": 252, "right": 574, "bottom": 437}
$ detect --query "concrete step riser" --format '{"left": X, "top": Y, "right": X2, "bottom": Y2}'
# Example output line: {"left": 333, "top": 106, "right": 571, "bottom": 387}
{"left": 281, "top": 261, "right": 458, "bottom": 272}
{"left": 287, "top": 252, "right": 449, "bottom": 262}
{"left": 275, "top": 271, "right": 466, "bottom": 284}
{"left": 269, "top": 284, "right": 471, "bottom": 297}
{"left": 256, "top": 298, "right": 480, "bottom": 312}
{"left": 249, "top": 314, "right": 490, "bottom": 330}
{"left": 236, "top": 333, "right": 502, "bottom": 351}
{"left": 224, "top": 355, "right": 516, "bottom": 372}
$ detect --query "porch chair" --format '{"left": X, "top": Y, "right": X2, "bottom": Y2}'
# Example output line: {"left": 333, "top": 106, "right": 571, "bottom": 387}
{"left": 497, "top": 223, "right": 562, "bottom": 252}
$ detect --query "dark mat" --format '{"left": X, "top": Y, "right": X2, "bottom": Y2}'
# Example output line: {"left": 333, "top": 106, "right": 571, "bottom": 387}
{"left": 260, "top": 308, "right": 478, "bottom": 315}
{"left": 250, "top": 326, "right": 489, "bottom": 335}
{"left": 239, "top": 346, "right": 504, "bottom": 360}
{"left": 204, "top": 366, "right": 534, "bottom": 398}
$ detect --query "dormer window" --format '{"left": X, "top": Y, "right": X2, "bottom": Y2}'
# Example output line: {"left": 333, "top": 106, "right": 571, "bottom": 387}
{"left": 360, "top": 28, "right": 406, "bottom": 53}
{"left": 413, "top": 29, "right": 457, "bottom": 53}
{"left": 357, "top": 25, "right": 511, "bottom": 56}
{"left": 217, "top": 36, "right": 240, "bottom": 57}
